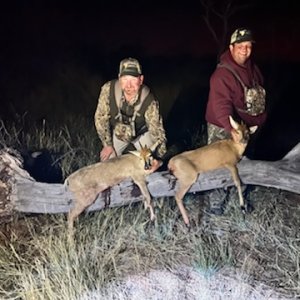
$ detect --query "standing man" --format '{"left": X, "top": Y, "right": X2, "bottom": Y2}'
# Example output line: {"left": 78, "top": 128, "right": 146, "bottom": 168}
{"left": 95, "top": 57, "right": 167, "bottom": 163}
{"left": 205, "top": 28, "right": 267, "bottom": 214}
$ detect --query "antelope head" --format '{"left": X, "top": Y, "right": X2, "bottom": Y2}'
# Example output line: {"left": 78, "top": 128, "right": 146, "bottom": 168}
{"left": 229, "top": 115, "right": 258, "bottom": 144}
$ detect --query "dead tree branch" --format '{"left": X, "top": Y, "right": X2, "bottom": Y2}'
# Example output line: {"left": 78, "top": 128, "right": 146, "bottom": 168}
{"left": 0, "top": 143, "right": 299, "bottom": 218}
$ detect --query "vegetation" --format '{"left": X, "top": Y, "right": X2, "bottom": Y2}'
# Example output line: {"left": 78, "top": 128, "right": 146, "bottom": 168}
{"left": 0, "top": 119, "right": 299, "bottom": 299}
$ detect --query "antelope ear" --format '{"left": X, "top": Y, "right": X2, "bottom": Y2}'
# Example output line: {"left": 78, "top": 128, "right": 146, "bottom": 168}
{"left": 249, "top": 125, "right": 258, "bottom": 134}
{"left": 129, "top": 150, "right": 141, "bottom": 157}
{"left": 229, "top": 115, "right": 239, "bottom": 130}
{"left": 138, "top": 141, "right": 147, "bottom": 151}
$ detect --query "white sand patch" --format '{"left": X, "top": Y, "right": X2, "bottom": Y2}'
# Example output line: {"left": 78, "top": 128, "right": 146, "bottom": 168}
{"left": 79, "top": 266, "right": 288, "bottom": 300}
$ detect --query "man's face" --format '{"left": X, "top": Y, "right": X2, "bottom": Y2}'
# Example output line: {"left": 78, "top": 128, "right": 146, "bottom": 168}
{"left": 119, "top": 75, "right": 144, "bottom": 100}
{"left": 229, "top": 41, "right": 252, "bottom": 66}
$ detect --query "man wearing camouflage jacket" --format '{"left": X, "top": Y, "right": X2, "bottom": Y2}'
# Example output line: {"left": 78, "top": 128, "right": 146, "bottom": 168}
{"left": 95, "top": 57, "right": 167, "bottom": 162}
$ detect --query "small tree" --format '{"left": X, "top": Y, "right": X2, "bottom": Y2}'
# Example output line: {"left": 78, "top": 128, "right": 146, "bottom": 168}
{"left": 200, "top": 0, "right": 253, "bottom": 59}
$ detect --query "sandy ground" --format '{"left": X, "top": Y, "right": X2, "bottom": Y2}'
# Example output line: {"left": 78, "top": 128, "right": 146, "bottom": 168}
{"left": 79, "top": 266, "right": 290, "bottom": 300}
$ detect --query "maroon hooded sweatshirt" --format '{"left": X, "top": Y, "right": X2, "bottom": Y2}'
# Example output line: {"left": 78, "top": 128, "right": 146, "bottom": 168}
{"left": 205, "top": 49, "right": 267, "bottom": 132}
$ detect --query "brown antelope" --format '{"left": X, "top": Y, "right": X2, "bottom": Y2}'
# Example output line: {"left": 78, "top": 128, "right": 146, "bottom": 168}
{"left": 168, "top": 116, "right": 257, "bottom": 227}
{"left": 65, "top": 143, "right": 161, "bottom": 231}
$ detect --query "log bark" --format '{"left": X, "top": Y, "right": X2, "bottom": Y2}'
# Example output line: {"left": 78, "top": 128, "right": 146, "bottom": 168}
{"left": 1, "top": 143, "right": 299, "bottom": 217}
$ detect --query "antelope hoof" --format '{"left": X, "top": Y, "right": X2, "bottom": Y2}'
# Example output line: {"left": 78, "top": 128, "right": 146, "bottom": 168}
{"left": 185, "top": 222, "right": 191, "bottom": 232}
{"left": 246, "top": 203, "right": 254, "bottom": 214}
{"left": 150, "top": 213, "right": 156, "bottom": 222}
{"left": 241, "top": 205, "right": 246, "bottom": 214}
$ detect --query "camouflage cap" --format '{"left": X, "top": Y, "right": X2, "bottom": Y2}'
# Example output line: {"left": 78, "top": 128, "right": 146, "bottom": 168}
{"left": 119, "top": 57, "right": 142, "bottom": 77}
{"left": 230, "top": 28, "right": 255, "bottom": 44}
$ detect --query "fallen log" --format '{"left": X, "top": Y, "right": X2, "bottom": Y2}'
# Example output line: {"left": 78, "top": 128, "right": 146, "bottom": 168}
{"left": 0, "top": 143, "right": 299, "bottom": 218}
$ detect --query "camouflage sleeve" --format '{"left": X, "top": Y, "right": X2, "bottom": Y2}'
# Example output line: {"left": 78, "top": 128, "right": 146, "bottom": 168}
{"left": 94, "top": 81, "right": 113, "bottom": 147}
{"left": 145, "top": 100, "right": 167, "bottom": 158}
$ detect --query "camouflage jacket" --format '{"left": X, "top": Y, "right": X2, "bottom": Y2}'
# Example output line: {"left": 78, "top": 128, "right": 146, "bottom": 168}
{"left": 94, "top": 80, "right": 167, "bottom": 158}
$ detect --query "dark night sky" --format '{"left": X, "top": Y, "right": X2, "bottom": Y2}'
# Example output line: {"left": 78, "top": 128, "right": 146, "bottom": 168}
{"left": 1, "top": 0, "right": 300, "bottom": 62}
{"left": 1, "top": 0, "right": 299, "bottom": 160}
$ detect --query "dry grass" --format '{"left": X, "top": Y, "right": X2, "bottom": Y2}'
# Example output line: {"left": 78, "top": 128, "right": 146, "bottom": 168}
{"left": 0, "top": 187, "right": 299, "bottom": 299}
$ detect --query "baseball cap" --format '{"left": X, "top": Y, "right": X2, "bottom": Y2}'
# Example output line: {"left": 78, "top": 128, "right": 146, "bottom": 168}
{"left": 119, "top": 58, "right": 142, "bottom": 77}
{"left": 230, "top": 28, "right": 255, "bottom": 44}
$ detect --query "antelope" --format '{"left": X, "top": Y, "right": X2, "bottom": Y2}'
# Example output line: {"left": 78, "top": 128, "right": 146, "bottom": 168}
{"left": 65, "top": 143, "right": 161, "bottom": 231}
{"left": 168, "top": 116, "right": 257, "bottom": 227}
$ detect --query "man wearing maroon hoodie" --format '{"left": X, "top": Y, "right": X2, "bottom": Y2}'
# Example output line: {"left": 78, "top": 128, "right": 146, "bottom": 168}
{"left": 205, "top": 28, "right": 267, "bottom": 215}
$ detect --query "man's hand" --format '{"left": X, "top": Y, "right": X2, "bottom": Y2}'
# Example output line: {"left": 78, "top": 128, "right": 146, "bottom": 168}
{"left": 100, "top": 146, "right": 116, "bottom": 161}
{"left": 150, "top": 159, "right": 163, "bottom": 172}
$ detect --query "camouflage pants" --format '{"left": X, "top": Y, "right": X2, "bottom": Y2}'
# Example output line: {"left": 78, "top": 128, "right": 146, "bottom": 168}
{"left": 206, "top": 123, "right": 252, "bottom": 214}
{"left": 112, "top": 130, "right": 154, "bottom": 157}
{"left": 207, "top": 123, "right": 231, "bottom": 145}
